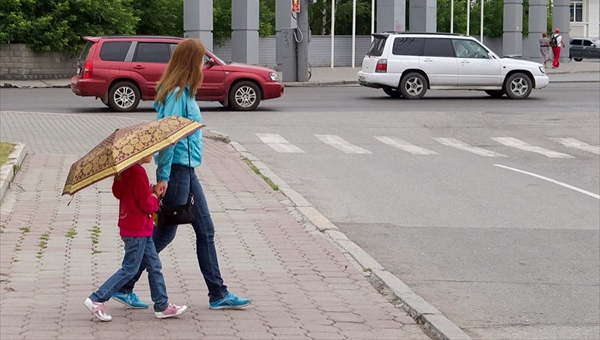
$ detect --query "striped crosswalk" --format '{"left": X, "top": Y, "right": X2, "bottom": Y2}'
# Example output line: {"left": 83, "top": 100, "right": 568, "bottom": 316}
{"left": 255, "top": 133, "right": 599, "bottom": 159}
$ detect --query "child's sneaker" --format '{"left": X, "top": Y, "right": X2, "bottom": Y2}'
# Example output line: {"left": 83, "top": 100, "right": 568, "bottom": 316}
{"left": 154, "top": 303, "right": 188, "bottom": 319}
{"left": 84, "top": 297, "right": 112, "bottom": 321}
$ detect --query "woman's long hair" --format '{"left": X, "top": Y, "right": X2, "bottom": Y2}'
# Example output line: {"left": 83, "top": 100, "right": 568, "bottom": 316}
{"left": 155, "top": 38, "right": 206, "bottom": 105}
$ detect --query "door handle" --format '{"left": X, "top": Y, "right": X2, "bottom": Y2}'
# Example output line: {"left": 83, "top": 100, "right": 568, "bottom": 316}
{"left": 133, "top": 65, "right": 145, "bottom": 70}
{"left": 461, "top": 60, "right": 470, "bottom": 63}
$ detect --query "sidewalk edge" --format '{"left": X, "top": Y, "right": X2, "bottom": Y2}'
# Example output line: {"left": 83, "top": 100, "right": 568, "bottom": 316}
{"left": 214, "top": 129, "right": 472, "bottom": 340}
{"left": 0, "top": 143, "right": 27, "bottom": 202}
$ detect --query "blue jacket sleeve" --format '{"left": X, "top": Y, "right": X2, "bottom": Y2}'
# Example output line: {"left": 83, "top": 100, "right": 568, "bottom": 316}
{"left": 154, "top": 88, "right": 185, "bottom": 182}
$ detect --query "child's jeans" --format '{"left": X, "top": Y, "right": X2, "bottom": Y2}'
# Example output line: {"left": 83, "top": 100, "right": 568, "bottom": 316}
{"left": 89, "top": 236, "right": 168, "bottom": 312}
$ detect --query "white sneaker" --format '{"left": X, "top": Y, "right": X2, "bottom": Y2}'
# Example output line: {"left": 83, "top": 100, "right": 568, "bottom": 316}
{"left": 84, "top": 297, "right": 112, "bottom": 321}
{"left": 155, "top": 303, "right": 188, "bottom": 319}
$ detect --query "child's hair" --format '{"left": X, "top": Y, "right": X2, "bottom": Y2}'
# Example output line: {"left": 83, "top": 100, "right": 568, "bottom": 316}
{"left": 155, "top": 39, "right": 206, "bottom": 105}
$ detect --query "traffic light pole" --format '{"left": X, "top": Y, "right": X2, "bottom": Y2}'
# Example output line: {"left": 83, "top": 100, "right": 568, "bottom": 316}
{"left": 296, "top": 0, "right": 310, "bottom": 82}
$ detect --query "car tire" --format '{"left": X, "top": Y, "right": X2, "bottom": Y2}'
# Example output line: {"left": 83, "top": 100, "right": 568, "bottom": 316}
{"left": 574, "top": 58, "right": 583, "bottom": 62}
{"left": 400, "top": 73, "right": 427, "bottom": 99}
{"left": 229, "top": 81, "right": 261, "bottom": 111}
{"left": 485, "top": 90, "right": 505, "bottom": 98}
{"left": 108, "top": 81, "right": 140, "bottom": 112}
{"left": 504, "top": 73, "right": 532, "bottom": 99}
{"left": 383, "top": 87, "right": 402, "bottom": 98}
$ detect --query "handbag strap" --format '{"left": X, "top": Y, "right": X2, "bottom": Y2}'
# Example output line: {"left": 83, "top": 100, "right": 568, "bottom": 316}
{"left": 184, "top": 94, "right": 194, "bottom": 194}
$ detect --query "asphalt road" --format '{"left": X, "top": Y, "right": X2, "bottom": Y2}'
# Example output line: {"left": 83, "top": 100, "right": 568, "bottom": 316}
{"left": 1, "top": 82, "right": 599, "bottom": 339}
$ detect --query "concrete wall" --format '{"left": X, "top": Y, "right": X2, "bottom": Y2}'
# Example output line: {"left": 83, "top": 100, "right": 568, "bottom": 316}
{"left": 0, "top": 44, "right": 77, "bottom": 80}
{"left": 213, "top": 35, "right": 372, "bottom": 69}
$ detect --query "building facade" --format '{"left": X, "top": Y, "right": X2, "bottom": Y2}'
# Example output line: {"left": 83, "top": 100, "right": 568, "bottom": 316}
{"left": 569, "top": 0, "right": 600, "bottom": 37}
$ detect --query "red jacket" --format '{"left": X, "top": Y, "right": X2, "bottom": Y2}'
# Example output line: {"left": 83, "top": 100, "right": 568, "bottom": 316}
{"left": 112, "top": 164, "right": 159, "bottom": 237}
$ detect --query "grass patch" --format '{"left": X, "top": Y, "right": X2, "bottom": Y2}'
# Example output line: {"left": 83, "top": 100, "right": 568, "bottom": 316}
{"left": 243, "top": 158, "right": 279, "bottom": 191}
{"left": 65, "top": 229, "right": 77, "bottom": 238}
{"left": 0, "top": 142, "right": 15, "bottom": 167}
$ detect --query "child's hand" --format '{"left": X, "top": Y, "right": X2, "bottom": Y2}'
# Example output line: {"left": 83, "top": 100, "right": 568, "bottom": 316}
{"left": 152, "top": 184, "right": 165, "bottom": 197}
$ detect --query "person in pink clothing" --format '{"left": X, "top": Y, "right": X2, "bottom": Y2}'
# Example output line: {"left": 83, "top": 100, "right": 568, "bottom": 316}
{"left": 84, "top": 154, "right": 187, "bottom": 321}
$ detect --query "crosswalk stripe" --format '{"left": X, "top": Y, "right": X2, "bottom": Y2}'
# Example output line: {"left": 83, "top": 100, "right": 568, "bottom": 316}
{"left": 433, "top": 138, "right": 507, "bottom": 157}
{"left": 256, "top": 133, "right": 304, "bottom": 153}
{"left": 375, "top": 136, "right": 437, "bottom": 155}
{"left": 492, "top": 137, "right": 574, "bottom": 158}
{"left": 315, "top": 135, "right": 372, "bottom": 154}
{"left": 553, "top": 138, "right": 600, "bottom": 155}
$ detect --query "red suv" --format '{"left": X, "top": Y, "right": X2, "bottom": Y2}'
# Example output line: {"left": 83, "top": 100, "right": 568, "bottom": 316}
{"left": 71, "top": 36, "right": 284, "bottom": 112}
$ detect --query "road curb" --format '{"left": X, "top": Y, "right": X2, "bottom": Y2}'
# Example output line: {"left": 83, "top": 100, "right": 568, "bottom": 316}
{"left": 213, "top": 128, "right": 471, "bottom": 340}
{"left": 0, "top": 143, "right": 27, "bottom": 202}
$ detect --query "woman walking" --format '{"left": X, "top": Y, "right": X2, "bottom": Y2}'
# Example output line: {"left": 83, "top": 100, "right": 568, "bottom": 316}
{"left": 539, "top": 32, "right": 550, "bottom": 68}
{"left": 112, "top": 38, "right": 250, "bottom": 310}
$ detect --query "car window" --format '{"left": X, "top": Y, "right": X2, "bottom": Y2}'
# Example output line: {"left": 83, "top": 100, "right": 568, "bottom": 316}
{"left": 571, "top": 39, "right": 583, "bottom": 46}
{"left": 392, "top": 38, "right": 425, "bottom": 56}
{"left": 134, "top": 43, "right": 171, "bottom": 63}
{"left": 452, "top": 39, "right": 489, "bottom": 58}
{"left": 423, "top": 38, "right": 455, "bottom": 57}
{"left": 582, "top": 39, "right": 594, "bottom": 46}
{"left": 366, "top": 36, "right": 387, "bottom": 57}
{"left": 79, "top": 41, "right": 94, "bottom": 62}
{"left": 169, "top": 43, "right": 178, "bottom": 55}
{"left": 99, "top": 41, "right": 132, "bottom": 61}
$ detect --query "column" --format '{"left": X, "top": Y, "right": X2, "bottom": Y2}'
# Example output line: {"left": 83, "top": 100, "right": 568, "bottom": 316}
{"left": 552, "top": 0, "right": 570, "bottom": 62}
{"left": 503, "top": 0, "right": 523, "bottom": 57}
{"left": 184, "top": 0, "right": 213, "bottom": 51}
{"left": 377, "top": 0, "right": 406, "bottom": 33}
{"left": 409, "top": 0, "right": 437, "bottom": 32}
{"left": 232, "top": 0, "right": 259, "bottom": 64}
{"left": 276, "top": 0, "right": 297, "bottom": 70}
{"left": 527, "top": 0, "right": 547, "bottom": 61}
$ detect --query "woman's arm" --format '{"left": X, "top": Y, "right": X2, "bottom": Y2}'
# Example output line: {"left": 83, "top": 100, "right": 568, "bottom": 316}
{"left": 155, "top": 88, "right": 185, "bottom": 182}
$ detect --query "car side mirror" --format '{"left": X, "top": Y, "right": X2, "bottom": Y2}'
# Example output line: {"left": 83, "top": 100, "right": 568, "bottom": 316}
{"left": 207, "top": 58, "right": 216, "bottom": 66}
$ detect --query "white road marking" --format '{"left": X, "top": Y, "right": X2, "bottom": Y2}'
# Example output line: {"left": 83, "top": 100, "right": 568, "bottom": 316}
{"left": 492, "top": 137, "right": 574, "bottom": 158}
{"left": 256, "top": 133, "right": 304, "bottom": 153}
{"left": 315, "top": 135, "right": 372, "bottom": 154}
{"left": 494, "top": 164, "right": 600, "bottom": 199}
{"left": 375, "top": 136, "right": 438, "bottom": 155}
{"left": 433, "top": 138, "right": 507, "bottom": 157}
{"left": 553, "top": 138, "right": 600, "bottom": 155}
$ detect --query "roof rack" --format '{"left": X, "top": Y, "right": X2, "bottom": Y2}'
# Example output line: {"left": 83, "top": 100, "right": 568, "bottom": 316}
{"left": 379, "top": 31, "right": 463, "bottom": 36}
{"left": 95, "top": 35, "right": 184, "bottom": 40}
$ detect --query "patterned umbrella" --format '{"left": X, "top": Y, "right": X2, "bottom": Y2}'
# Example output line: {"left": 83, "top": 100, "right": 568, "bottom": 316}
{"left": 62, "top": 116, "right": 204, "bottom": 196}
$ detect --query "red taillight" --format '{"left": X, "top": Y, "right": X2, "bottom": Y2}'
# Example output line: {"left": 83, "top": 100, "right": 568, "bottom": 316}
{"left": 375, "top": 59, "right": 387, "bottom": 73}
{"left": 82, "top": 60, "right": 93, "bottom": 79}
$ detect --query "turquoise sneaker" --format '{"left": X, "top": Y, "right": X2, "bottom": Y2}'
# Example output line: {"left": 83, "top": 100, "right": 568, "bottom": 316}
{"left": 209, "top": 292, "right": 251, "bottom": 310}
{"left": 111, "top": 291, "right": 149, "bottom": 309}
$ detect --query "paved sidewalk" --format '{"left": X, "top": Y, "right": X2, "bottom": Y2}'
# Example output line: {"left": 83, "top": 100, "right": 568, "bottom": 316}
{"left": 0, "top": 112, "right": 432, "bottom": 339}
{"left": 1, "top": 61, "right": 598, "bottom": 88}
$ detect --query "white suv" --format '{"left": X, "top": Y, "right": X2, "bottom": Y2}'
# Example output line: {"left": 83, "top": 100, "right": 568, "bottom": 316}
{"left": 358, "top": 32, "right": 549, "bottom": 99}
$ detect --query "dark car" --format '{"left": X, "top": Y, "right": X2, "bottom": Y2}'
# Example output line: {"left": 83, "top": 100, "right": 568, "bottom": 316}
{"left": 71, "top": 36, "right": 284, "bottom": 112}
{"left": 569, "top": 37, "right": 600, "bottom": 61}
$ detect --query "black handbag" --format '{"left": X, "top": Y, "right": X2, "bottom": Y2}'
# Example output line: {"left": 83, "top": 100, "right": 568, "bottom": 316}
{"left": 159, "top": 101, "right": 195, "bottom": 225}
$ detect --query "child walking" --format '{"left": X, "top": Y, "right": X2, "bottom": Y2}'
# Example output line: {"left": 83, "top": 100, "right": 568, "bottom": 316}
{"left": 84, "top": 154, "right": 187, "bottom": 321}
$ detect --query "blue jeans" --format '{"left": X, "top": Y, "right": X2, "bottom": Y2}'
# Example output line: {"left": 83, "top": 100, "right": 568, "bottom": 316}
{"left": 89, "top": 236, "right": 168, "bottom": 312}
{"left": 120, "top": 164, "right": 228, "bottom": 302}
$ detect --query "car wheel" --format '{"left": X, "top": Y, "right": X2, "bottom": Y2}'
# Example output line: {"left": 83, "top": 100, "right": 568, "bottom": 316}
{"left": 400, "top": 73, "right": 427, "bottom": 99}
{"left": 383, "top": 87, "right": 402, "bottom": 98}
{"left": 574, "top": 58, "right": 583, "bottom": 62}
{"left": 485, "top": 90, "right": 505, "bottom": 98}
{"left": 504, "top": 73, "right": 532, "bottom": 99}
{"left": 229, "top": 81, "right": 261, "bottom": 111}
{"left": 108, "top": 81, "right": 140, "bottom": 112}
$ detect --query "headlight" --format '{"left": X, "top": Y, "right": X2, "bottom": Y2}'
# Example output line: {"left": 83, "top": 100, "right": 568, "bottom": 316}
{"left": 539, "top": 66, "right": 546, "bottom": 74}
{"left": 269, "top": 72, "right": 279, "bottom": 81}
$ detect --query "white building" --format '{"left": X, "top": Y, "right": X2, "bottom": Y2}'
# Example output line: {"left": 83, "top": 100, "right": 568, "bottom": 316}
{"left": 570, "top": 0, "right": 600, "bottom": 37}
